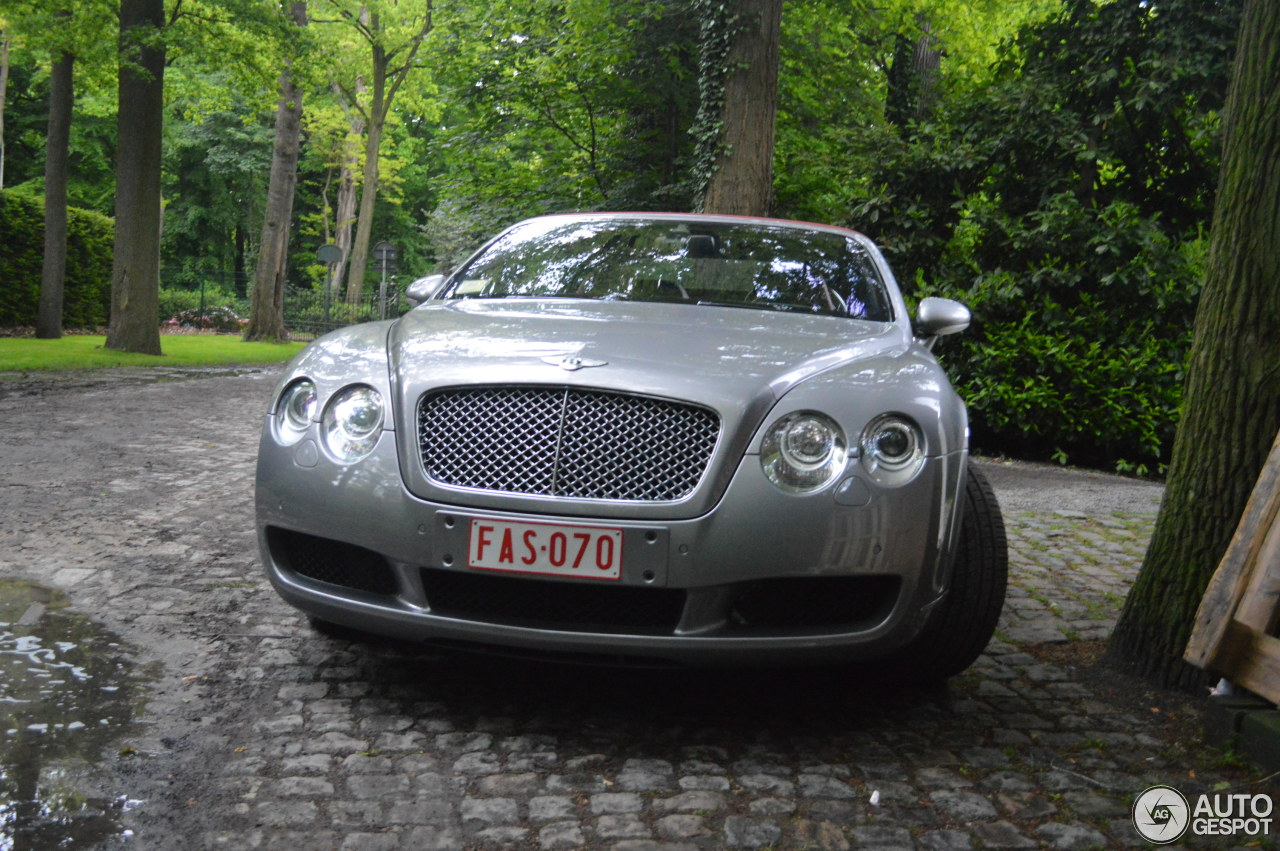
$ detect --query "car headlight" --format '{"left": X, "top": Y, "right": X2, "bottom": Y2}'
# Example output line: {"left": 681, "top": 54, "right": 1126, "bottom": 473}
{"left": 761, "top": 412, "right": 848, "bottom": 493}
{"left": 275, "top": 379, "right": 317, "bottom": 445}
{"left": 321, "top": 385, "right": 384, "bottom": 463}
{"left": 860, "top": 414, "right": 925, "bottom": 486}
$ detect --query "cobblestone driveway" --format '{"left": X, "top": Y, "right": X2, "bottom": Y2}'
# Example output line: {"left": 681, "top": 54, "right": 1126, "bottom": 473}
{"left": 0, "top": 370, "right": 1271, "bottom": 850}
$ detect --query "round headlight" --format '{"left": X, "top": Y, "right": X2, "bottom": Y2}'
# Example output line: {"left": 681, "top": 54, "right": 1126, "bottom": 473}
{"left": 860, "top": 414, "right": 925, "bottom": 485}
{"left": 322, "top": 385, "right": 384, "bottom": 463}
{"left": 275, "top": 379, "right": 316, "bottom": 445}
{"left": 761, "top": 412, "right": 848, "bottom": 493}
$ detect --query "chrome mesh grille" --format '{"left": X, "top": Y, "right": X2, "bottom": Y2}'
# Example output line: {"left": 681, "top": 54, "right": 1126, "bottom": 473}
{"left": 418, "top": 386, "right": 719, "bottom": 501}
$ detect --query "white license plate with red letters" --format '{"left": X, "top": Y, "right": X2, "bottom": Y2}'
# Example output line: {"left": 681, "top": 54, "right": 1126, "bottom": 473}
{"left": 467, "top": 518, "right": 623, "bottom": 580}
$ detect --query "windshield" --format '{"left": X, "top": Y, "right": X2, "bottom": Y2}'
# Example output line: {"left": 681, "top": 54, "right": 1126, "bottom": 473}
{"left": 444, "top": 218, "right": 894, "bottom": 321}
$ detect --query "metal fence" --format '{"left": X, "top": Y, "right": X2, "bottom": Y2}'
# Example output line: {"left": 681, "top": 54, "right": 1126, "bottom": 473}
{"left": 281, "top": 284, "right": 410, "bottom": 341}
{"left": 160, "top": 269, "right": 409, "bottom": 340}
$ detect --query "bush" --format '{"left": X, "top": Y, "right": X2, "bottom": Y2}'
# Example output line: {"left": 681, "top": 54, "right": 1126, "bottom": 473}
{"left": 0, "top": 190, "right": 114, "bottom": 328}
{"left": 164, "top": 305, "right": 247, "bottom": 333}
{"left": 158, "top": 285, "right": 247, "bottom": 322}
{"left": 922, "top": 197, "right": 1201, "bottom": 471}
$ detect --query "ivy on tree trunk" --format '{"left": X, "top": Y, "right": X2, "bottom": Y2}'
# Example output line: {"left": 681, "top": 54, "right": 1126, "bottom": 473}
{"left": 1107, "top": 0, "right": 1280, "bottom": 690}
{"left": 697, "top": 0, "right": 781, "bottom": 217}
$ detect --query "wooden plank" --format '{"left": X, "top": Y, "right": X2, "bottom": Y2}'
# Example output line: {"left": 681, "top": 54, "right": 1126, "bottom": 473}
{"left": 1186, "top": 429, "right": 1280, "bottom": 670}
{"left": 1235, "top": 511, "right": 1280, "bottom": 635}
{"left": 1215, "top": 621, "right": 1280, "bottom": 705}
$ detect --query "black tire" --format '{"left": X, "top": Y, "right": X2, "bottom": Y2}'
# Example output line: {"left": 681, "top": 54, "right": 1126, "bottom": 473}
{"left": 881, "top": 463, "right": 1008, "bottom": 682}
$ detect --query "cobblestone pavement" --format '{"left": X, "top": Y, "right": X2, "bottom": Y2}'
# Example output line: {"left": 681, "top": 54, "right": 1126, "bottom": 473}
{"left": 1, "top": 370, "right": 1275, "bottom": 850}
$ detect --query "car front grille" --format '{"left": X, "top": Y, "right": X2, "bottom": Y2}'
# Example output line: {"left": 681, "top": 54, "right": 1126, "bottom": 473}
{"left": 421, "top": 568, "right": 687, "bottom": 634}
{"left": 417, "top": 386, "right": 719, "bottom": 502}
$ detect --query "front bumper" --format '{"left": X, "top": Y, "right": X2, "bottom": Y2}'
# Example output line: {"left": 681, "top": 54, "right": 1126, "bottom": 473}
{"left": 255, "top": 424, "right": 966, "bottom": 666}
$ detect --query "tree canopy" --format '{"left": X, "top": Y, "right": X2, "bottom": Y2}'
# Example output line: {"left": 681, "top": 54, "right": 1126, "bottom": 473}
{"left": 0, "top": 0, "right": 1243, "bottom": 467}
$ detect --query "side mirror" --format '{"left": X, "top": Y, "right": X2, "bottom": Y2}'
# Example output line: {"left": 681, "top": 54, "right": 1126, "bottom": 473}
{"left": 915, "top": 297, "right": 970, "bottom": 348}
{"left": 405, "top": 274, "right": 448, "bottom": 306}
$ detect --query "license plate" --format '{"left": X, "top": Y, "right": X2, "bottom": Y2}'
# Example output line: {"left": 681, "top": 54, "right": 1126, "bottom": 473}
{"left": 468, "top": 518, "right": 623, "bottom": 580}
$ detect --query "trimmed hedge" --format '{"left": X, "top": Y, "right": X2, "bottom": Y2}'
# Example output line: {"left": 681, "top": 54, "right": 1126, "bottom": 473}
{"left": 0, "top": 190, "right": 114, "bottom": 328}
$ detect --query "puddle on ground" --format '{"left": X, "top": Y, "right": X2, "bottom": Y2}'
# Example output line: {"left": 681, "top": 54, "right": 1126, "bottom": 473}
{"left": 1, "top": 580, "right": 153, "bottom": 849}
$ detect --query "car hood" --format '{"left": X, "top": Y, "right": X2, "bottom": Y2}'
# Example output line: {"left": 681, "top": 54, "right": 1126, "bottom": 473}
{"left": 387, "top": 299, "right": 917, "bottom": 518}
{"left": 389, "top": 298, "right": 907, "bottom": 410}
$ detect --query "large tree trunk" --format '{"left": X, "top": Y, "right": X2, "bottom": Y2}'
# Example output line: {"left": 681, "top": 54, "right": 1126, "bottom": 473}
{"left": 1106, "top": 0, "right": 1280, "bottom": 690}
{"left": 105, "top": 0, "right": 165, "bottom": 355}
{"left": 36, "top": 48, "right": 74, "bottom": 339}
{"left": 244, "top": 1, "right": 307, "bottom": 344}
{"left": 699, "top": 0, "right": 781, "bottom": 216}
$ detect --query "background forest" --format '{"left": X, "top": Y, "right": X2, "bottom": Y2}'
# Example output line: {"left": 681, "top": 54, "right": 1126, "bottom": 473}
{"left": 0, "top": 0, "right": 1242, "bottom": 472}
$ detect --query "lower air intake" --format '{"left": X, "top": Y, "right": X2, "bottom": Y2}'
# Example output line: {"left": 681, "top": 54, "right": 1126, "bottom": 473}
{"left": 421, "top": 568, "right": 686, "bottom": 635}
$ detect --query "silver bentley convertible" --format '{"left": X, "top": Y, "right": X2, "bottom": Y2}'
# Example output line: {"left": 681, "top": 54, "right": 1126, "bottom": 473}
{"left": 255, "top": 213, "right": 1007, "bottom": 679}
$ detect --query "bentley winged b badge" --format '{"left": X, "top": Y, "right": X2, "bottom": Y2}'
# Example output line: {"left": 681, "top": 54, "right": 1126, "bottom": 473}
{"left": 541, "top": 354, "right": 608, "bottom": 371}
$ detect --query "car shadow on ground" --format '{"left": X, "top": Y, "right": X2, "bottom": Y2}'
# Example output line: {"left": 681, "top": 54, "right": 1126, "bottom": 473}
{"left": 310, "top": 629, "right": 956, "bottom": 738}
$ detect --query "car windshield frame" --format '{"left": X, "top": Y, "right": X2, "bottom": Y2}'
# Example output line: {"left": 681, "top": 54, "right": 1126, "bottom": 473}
{"left": 441, "top": 217, "right": 895, "bottom": 322}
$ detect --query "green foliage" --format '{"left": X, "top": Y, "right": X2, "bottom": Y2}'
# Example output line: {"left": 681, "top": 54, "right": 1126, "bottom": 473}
{"left": 0, "top": 191, "right": 113, "bottom": 328}
{"left": 855, "top": 0, "right": 1239, "bottom": 470}
{"left": 157, "top": 284, "right": 247, "bottom": 321}
{"left": 419, "top": 0, "right": 701, "bottom": 263}
{"left": 165, "top": 305, "right": 247, "bottom": 333}
{"left": 1, "top": 0, "right": 1240, "bottom": 471}
{"left": 161, "top": 95, "right": 272, "bottom": 282}
{"left": 689, "top": 0, "right": 739, "bottom": 207}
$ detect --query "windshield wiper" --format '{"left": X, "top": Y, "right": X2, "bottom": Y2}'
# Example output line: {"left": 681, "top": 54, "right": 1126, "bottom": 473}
{"left": 695, "top": 300, "right": 823, "bottom": 314}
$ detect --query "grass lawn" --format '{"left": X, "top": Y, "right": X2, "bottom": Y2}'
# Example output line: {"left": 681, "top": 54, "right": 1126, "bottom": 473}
{"left": 0, "top": 334, "right": 307, "bottom": 373}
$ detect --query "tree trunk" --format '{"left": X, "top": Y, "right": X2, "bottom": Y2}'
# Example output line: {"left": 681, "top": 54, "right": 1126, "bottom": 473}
{"left": 344, "top": 47, "right": 385, "bottom": 306}
{"left": 1106, "top": 0, "right": 1280, "bottom": 690}
{"left": 699, "top": 0, "right": 781, "bottom": 216}
{"left": 329, "top": 80, "right": 364, "bottom": 300}
{"left": 37, "top": 48, "right": 74, "bottom": 339}
{"left": 330, "top": 154, "right": 358, "bottom": 299}
{"left": 886, "top": 14, "right": 942, "bottom": 135}
{"left": 1, "top": 32, "right": 10, "bottom": 190}
{"left": 333, "top": 3, "right": 431, "bottom": 305}
{"left": 105, "top": 0, "right": 165, "bottom": 355}
{"left": 234, "top": 221, "right": 247, "bottom": 294}
{"left": 244, "top": 1, "right": 307, "bottom": 344}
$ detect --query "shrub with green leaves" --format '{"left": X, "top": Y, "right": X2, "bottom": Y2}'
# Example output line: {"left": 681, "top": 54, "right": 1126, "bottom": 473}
{"left": 851, "top": 0, "right": 1237, "bottom": 472}
{"left": 165, "top": 305, "right": 247, "bottom": 333}
{"left": 0, "top": 190, "right": 114, "bottom": 328}
{"left": 158, "top": 285, "right": 247, "bottom": 322}
{"left": 922, "top": 196, "right": 1202, "bottom": 472}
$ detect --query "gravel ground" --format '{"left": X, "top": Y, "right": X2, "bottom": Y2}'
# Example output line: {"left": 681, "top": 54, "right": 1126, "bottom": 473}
{"left": 0, "top": 368, "right": 1270, "bottom": 850}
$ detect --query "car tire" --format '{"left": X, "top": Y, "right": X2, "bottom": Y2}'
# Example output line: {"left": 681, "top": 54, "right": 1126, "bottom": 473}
{"left": 880, "top": 463, "right": 1008, "bottom": 682}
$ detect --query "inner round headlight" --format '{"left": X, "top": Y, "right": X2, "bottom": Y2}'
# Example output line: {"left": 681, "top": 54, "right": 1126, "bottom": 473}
{"left": 275, "top": 379, "right": 316, "bottom": 445}
{"left": 761, "top": 412, "right": 847, "bottom": 493}
{"left": 860, "top": 414, "right": 925, "bottom": 485}
{"left": 322, "top": 385, "right": 384, "bottom": 463}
